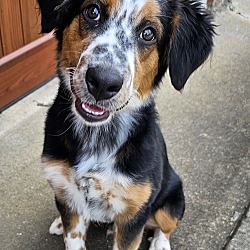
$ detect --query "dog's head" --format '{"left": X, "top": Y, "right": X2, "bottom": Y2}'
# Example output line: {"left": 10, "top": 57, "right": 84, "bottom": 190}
{"left": 38, "top": 0, "right": 214, "bottom": 125}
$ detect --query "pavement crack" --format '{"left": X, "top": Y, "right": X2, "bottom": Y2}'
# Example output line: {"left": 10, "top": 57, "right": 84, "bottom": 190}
{"left": 221, "top": 201, "right": 250, "bottom": 250}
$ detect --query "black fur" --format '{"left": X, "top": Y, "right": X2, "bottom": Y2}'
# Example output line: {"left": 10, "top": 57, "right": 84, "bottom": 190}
{"left": 44, "top": 86, "right": 185, "bottom": 247}
{"left": 169, "top": 1, "right": 214, "bottom": 90}
{"left": 156, "top": 0, "right": 214, "bottom": 90}
{"left": 38, "top": 0, "right": 214, "bottom": 248}
{"left": 37, "top": 0, "right": 63, "bottom": 33}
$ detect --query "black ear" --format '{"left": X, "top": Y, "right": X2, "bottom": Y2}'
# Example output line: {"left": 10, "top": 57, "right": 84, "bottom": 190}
{"left": 169, "top": 1, "right": 214, "bottom": 91}
{"left": 37, "top": 0, "right": 64, "bottom": 33}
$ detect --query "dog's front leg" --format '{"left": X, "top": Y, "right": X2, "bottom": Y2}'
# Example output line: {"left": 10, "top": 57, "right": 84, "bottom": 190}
{"left": 56, "top": 198, "right": 89, "bottom": 250}
{"left": 42, "top": 160, "right": 89, "bottom": 249}
{"left": 113, "top": 220, "right": 145, "bottom": 250}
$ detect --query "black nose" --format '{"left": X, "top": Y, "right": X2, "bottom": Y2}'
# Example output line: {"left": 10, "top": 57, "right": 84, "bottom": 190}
{"left": 86, "top": 67, "right": 123, "bottom": 101}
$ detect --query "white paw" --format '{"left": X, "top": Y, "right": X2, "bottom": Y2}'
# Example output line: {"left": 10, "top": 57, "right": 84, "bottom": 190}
{"left": 49, "top": 216, "right": 64, "bottom": 235}
{"left": 149, "top": 229, "right": 171, "bottom": 250}
{"left": 65, "top": 233, "right": 86, "bottom": 250}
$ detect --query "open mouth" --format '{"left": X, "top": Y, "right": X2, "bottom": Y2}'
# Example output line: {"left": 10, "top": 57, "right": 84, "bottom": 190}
{"left": 75, "top": 98, "right": 110, "bottom": 123}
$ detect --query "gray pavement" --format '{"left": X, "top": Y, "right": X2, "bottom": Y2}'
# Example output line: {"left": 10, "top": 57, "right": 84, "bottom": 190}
{"left": 0, "top": 2, "right": 249, "bottom": 250}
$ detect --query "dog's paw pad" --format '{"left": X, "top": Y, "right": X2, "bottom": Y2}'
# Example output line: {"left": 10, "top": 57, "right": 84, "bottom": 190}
{"left": 49, "top": 216, "right": 63, "bottom": 235}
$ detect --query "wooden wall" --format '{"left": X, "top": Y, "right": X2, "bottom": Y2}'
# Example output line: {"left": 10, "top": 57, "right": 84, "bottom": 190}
{"left": 0, "top": 0, "right": 42, "bottom": 58}
{"left": 0, "top": 0, "right": 56, "bottom": 110}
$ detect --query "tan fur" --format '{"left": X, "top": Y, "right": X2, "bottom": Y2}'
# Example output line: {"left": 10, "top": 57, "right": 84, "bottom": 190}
{"left": 154, "top": 208, "right": 178, "bottom": 235}
{"left": 134, "top": 48, "right": 159, "bottom": 99}
{"left": 102, "top": 0, "right": 119, "bottom": 13}
{"left": 133, "top": 1, "right": 162, "bottom": 99}
{"left": 172, "top": 13, "right": 180, "bottom": 30}
{"left": 68, "top": 213, "right": 80, "bottom": 232}
{"left": 116, "top": 182, "right": 151, "bottom": 223}
{"left": 71, "top": 232, "right": 82, "bottom": 239}
{"left": 60, "top": 16, "right": 92, "bottom": 69}
{"left": 171, "top": 13, "right": 180, "bottom": 39}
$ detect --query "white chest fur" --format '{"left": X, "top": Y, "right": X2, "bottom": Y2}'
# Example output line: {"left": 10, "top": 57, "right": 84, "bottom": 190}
{"left": 42, "top": 153, "right": 132, "bottom": 223}
{"left": 76, "top": 153, "right": 132, "bottom": 222}
{"left": 42, "top": 114, "right": 143, "bottom": 223}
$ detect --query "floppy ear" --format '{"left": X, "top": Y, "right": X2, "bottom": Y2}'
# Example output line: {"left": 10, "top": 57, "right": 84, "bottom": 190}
{"left": 37, "top": 0, "right": 64, "bottom": 33}
{"left": 169, "top": 1, "right": 214, "bottom": 91}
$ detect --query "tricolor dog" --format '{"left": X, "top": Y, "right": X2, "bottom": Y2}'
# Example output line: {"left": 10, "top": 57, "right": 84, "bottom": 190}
{"left": 37, "top": 0, "right": 214, "bottom": 249}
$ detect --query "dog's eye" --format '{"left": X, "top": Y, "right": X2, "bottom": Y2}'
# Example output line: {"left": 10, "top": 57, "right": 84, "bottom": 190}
{"left": 84, "top": 4, "right": 101, "bottom": 25}
{"left": 139, "top": 27, "right": 157, "bottom": 45}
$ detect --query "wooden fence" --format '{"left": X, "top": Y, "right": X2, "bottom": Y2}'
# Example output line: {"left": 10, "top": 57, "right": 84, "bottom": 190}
{"left": 0, "top": 0, "right": 56, "bottom": 110}
{"left": 0, "top": 0, "right": 42, "bottom": 58}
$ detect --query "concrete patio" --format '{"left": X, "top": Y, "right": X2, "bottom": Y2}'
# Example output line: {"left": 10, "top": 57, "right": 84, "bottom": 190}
{"left": 0, "top": 1, "right": 249, "bottom": 249}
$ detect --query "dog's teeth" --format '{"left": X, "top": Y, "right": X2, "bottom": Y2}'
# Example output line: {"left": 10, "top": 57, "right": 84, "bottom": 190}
{"left": 82, "top": 103, "right": 105, "bottom": 116}
{"left": 92, "top": 111, "right": 105, "bottom": 115}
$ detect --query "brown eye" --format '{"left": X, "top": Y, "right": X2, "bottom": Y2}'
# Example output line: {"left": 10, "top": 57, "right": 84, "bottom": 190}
{"left": 84, "top": 4, "right": 101, "bottom": 24}
{"left": 139, "top": 27, "right": 157, "bottom": 45}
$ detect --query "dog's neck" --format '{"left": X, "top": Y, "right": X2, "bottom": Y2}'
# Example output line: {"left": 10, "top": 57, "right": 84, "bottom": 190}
{"left": 72, "top": 110, "right": 140, "bottom": 157}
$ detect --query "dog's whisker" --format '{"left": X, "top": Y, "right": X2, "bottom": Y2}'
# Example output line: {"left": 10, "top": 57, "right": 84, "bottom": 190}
{"left": 47, "top": 123, "right": 74, "bottom": 137}
{"left": 58, "top": 93, "right": 72, "bottom": 102}
{"left": 58, "top": 106, "right": 72, "bottom": 116}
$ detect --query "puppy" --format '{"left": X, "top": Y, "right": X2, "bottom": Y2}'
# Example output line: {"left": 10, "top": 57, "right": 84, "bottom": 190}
{"left": 37, "top": 0, "right": 214, "bottom": 249}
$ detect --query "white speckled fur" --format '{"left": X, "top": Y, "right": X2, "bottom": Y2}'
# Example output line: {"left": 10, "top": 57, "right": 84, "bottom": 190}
{"left": 49, "top": 216, "right": 63, "bottom": 235}
{"left": 64, "top": 215, "right": 88, "bottom": 250}
{"left": 42, "top": 157, "right": 132, "bottom": 223}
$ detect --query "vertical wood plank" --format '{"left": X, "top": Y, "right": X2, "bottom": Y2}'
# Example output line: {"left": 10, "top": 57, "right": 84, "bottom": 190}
{"left": 0, "top": 26, "right": 4, "bottom": 58}
{"left": 0, "top": 0, "right": 24, "bottom": 55}
{"left": 20, "top": 0, "right": 42, "bottom": 45}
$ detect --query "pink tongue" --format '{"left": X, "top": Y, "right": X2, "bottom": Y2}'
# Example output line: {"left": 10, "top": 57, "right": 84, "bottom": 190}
{"left": 83, "top": 102, "right": 106, "bottom": 112}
